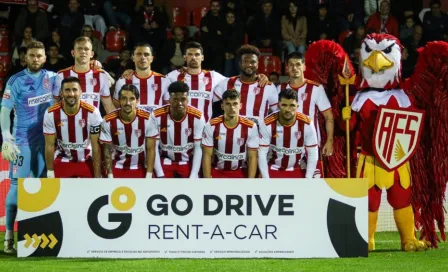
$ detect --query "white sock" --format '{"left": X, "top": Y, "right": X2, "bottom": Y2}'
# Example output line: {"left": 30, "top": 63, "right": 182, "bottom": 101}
{"left": 5, "top": 230, "right": 13, "bottom": 240}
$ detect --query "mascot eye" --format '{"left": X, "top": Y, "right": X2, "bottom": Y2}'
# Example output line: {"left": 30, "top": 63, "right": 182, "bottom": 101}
{"left": 382, "top": 44, "right": 394, "bottom": 54}
{"left": 365, "top": 44, "right": 372, "bottom": 53}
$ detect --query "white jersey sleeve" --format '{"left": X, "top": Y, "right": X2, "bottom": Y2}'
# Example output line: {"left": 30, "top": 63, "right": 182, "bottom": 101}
{"left": 100, "top": 72, "right": 111, "bottom": 97}
{"left": 304, "top": 120, "right": 318, "bottom": 147}
{"left": 53, "top": 73, "right": 64, "bottom": 98}
{"left": 211, "top": 71, "right": 227, "bottom": 86}
{"left": 266, "top": 84, "right": 279, "bottom": 112}
{"left": 161, "top": 77, "right": 171, "bottom": 103}
{"left": 114, "top": 78, "right": 126, "bottom": 101}
{"left": 258, "top": 119, "right": 272, "bottom": 147}
{"left": 43, "top": 111, "right": 56, "bottom": 135}
{"left": 201, "top": 122, "right": 214, "bottom": 147}
{"left": 146, "top": 115, "right": 159, "bottom": 139}
{"left": 213, "top": 79, "right": 227, "bottom": 102}
{"left": 194, "top": 114, "right": 206, "bottom": 141}
{"left": 314, "top": 85, "right": 332, "bottom": 112}
{"left": 89, "top": 108, "right": 103, "bottom": 134}
{"left": 99, "top": 121, "right": 112, "bottom": 143}
{"left": 247, "top": 123, "right": 260, "bottom": 149}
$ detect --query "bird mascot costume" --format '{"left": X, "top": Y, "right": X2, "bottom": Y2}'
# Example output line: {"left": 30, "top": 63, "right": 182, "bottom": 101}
{"left": 303, "top": 33, "right": 448, "bottom": 251}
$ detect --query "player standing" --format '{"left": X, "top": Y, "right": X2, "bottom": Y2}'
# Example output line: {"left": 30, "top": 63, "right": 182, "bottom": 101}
{"left": 148, "top": 81, "right": 205, "bottom": 178}
{"left": 1, "top": 41, "right": 60, "bottom": 253}
{"left": 43, "top": 77, "right": 103, "bottom": 178}
{"left": 258, "top": 89, "right": 319, "bottom": 178}
{"left": 100, "top": 84, "right": 157, "bottom": 178}
{"left": 202, "top": 89, "right": 259, "bottom": 178}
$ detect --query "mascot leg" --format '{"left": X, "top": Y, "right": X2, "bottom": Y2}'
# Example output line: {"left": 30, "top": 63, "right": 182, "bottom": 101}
{"left": 368, "top": 186, "right": 381, "bottom": 251}
{"left": 387, "top": 173, "right": 427, "bottom": 252}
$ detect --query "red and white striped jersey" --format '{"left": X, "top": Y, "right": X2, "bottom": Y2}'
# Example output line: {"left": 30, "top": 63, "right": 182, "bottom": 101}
{"left": 166, "top": 70, "right": 226, "bottom": 121}
{"left": 114, "top": 72, "right": 170, "bottom": 113}
{"left": 214, "top": 76, "right": 278, "bottom": 120}
{"left": 151, "top": 105, "right": 205, "bottom": 164}
{"left": 278, "top": 80, "right": 331, "bottom": 144}
{"left": 259, "top": 111, "right": 318, "bottom": 170}
{"left": 55, "top": 67, "right": 111, "bottom": 108}
{"left": 202, "top": 116, "right": 259, "bottom": 170}
{"left": 43, "top": 101, "right": 103, "bottom": 162}
{"left": 99, "top": 109, "right": 156, "bottom": 170}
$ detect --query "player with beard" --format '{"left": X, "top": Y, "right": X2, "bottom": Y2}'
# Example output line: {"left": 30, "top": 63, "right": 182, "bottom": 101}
{"left": 278, "top": 52, "right": 334, "bottom": 177}
{"left": 258, "top": 89, "right": 319, "bottom": 178}
{"left": 113, "top": 42, "right": 170, "bottom": 113}
{"left": 55, "top": 37, "right": 115, "bottom": 114}
{"left": 148, "top": 81, "right": 205, "bottom": 178}
{"left": 1, "top": 41, "right": 60, "bottom": 253}
{"left": 43, "top": 77, "right": 103, "bottom": 178}
{"left": 100, "top": 84, "right": 157, "bottom": 178}
{"left": 213, "top": 45, "right": 278, "bottom": 121}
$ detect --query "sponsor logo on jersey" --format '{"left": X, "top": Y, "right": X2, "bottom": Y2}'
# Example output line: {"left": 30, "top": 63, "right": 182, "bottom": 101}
{"left": 81, "top": 93, "right": 100, "bottom": 101}
{"left": 28, "top": 93, "right": 53, "bottom": 107}
{"left": 214, "top": 150, "right": 245, "bottom": 161}
{"left": 115, "top": 144, "right": 145, "bottom": 155}
{"left": 138, "top": 105, "right": 157, "bottom": 113}
{"left": 188, "top": 91, "right": 211, "bottom": 100}
{"left": 59, "top": 140, "right": 88, "bottom": 150}
{"left": 160, "top": 143, "right": 194, "bottom": 152}
{"left": 270, "top": 145, "right": 304, "bottom": 155}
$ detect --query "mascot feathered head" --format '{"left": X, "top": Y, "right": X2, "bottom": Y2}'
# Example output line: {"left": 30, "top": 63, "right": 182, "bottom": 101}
{"left": 359, "top": 33, "right": 402, "bottom": 90}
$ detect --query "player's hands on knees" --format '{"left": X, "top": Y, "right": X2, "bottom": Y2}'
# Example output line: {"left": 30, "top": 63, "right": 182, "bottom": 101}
{"left": 1, "top": 134, "right": 20, "bottom": 162}
{"left": 342, "top": 106, "right": 352, "bottom": 121}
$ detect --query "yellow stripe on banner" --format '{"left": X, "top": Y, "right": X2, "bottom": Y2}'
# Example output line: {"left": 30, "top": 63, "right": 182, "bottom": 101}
{"left": 18, "top": 178, "right": 61, "bottom": 212}
{"left": 324, "top": 178, "right": 368, "bottom": 198}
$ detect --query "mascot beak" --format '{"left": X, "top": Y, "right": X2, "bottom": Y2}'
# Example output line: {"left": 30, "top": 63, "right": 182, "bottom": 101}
{"left": 362, "top": 50, "right": 394, "bottom": 73}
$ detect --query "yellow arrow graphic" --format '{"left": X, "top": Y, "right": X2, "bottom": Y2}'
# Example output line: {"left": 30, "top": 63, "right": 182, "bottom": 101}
{"left": 24, "top": 234, "right": 32, "bottom": 248}
{"left": 40, "top": 234, "right": 49, "bottom": 248}
{"left": 48, "top": 234, "right": 58, "bottom": 249}
{"left": 32, "top": 234, "right": 41, "bottom": 248}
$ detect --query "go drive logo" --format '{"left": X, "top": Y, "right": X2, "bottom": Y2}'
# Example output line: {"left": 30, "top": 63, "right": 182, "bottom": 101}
{"left": 87, "top": 187, "right": 136, "bottom": 239}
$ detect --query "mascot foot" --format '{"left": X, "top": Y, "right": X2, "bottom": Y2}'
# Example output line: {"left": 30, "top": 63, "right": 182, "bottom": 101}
{"left": 368, "top": 211, "right": 378, "bottom": 251}
{"left": 368, "top": 239, "right": 375, "bottom": 251}
{"left": 401, "top": 240, "right": 428, "bottom": 252}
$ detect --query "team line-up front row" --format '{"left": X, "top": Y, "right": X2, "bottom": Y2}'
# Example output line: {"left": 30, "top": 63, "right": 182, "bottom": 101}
{"left": 44, "top": 78, "right": 320, "bottom": 179}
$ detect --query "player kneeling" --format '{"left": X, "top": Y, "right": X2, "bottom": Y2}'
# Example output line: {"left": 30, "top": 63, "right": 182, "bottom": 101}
{"left": 44, "top": 77, "right": 103, "bottom": 178}
{"left": 100, "top": 84, "right": 157, "bottom": 178}
{"left": 258, "top": 89, "right": 318, "bottom": 178}
{"left": 202, "top": 89, "right": 259, "bottom": 178}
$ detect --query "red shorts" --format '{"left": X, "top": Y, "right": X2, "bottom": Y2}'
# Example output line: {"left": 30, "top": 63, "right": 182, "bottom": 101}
{"left": 112, "top": 167, "right": 147, "bottom": 178}
{"left": 161, "top": 163, "right": 192, "bottom": 178}
{"left": 211, "top": 168, "right": 247, "bottom": 178}
{"left": 268, "top": 167, "right": 305, "bottom": 178}
{"left": 54, "top": 158, "right": 94, "bottom": 178}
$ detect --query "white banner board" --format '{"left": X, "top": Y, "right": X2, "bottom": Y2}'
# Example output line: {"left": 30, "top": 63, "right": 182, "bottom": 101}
{"left": 17, "top": 178, "right": 368, "bottom": 258}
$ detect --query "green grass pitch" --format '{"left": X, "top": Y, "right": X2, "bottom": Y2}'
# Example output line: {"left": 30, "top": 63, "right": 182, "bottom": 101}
{"left": 0, "top": 232, "right": 447, "bottom": 272}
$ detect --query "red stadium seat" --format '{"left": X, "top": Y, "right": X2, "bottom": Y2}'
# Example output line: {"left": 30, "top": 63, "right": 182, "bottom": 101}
{"left": 92, "top": 30, "right": 102, "bottom": 41}
{"left": 0, "top": 28, "right": 9, "bottom": 53}
{"left": 258, "top": 55, "right": 281, "bottom": 75}
{"left": 0, "top": 55, "right": 11, "bottom": 78}
{"left": 259, "top": 47, "right": 273, "bottom": 56}
{"left": 191, "top": 6, "right": 209, "bottom": 27}
{"left": 243, "top": 34, "right": 248, "bottom": 45}
{"left": 105, "top": 55, "right": 120, "bottom": 64}
{"left": 172, "top": 7, "right": 189, "bottom": 27}
{"left": 105, "top": 30, "right": 127, "bottom": 52}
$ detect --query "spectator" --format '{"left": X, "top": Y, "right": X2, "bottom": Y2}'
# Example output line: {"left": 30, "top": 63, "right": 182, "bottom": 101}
{"left": 309, "top": 3, "right": 337, "bottom": 42}
{"left": 12, "top": 26, "right": 35, "bottom": 63}
{"left": 222, "top": 0, "right": 243, "bottom": 19}
{"left": 343, "top": 25, "right": 366, "bottom": 57}
{"left": 364, "top": 0, "right": 378, "bottom": 23}
{"left": 161, "top": 27, "right": 190, "bottom": 74}
{"left": 130, "top": 0, "right": 167, "bottom": 54}
{"left": 422, "top": 0, "right": 448, "bottom": 42}
{"left": 43, "top": 43, "right": 67, "bottom": 72}
{"left": 282, "top": 0, "right": 307, "bottom": 55}
{"left": 253, "top": 0, "right": 282, "bottom": 56}
{"left": 79, "top": 0, "right": 107, "bottom": 38}
{"left": 200, "top": 0, "right": 226, "bottom": 72}
{"left": 401, "top": 46, "right": 413, "bottom": 79}
{"left": 103, "top": 0, "right": 135, "bottom": 30}
{"left": 339, "top": 0, "right": 365, "bottom": 33}
{"left": 7, "top": 47, "right": 27, "bottom": 78}
{"left": 60, "top": 0, "right": 85, "bottom": 49}
{"left": 14, "top": 0, "right": 49, "bottom": 44}
{"left": 351, "top": 47, "right": 362, "bottom": 72}
{"left": 223, "top": 10, "right": 245, "bottom": 77}
{"left": 49, "top": 28, "right": 70, "bottom": 61}
{"left": 400, "top": 15, "right": 416, "bottom": 41}
{"left": 81, "top": 25, "right": 104, "bottom": 62}
{"left": 403, "top": 24, "right": 424, "bottom": 68}
{"left": 104, "top": 48, "right": 133, "bottom": 80}
{"left": 269, "top": 71, "right": 280, "bottom": 86}
{"left": 366, "top": 0, "right": 399, "bottom": 38}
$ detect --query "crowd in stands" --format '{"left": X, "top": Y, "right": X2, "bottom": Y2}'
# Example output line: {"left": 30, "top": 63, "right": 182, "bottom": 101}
{"left": 0, "top": 0, "right": 447, "bottom": 85}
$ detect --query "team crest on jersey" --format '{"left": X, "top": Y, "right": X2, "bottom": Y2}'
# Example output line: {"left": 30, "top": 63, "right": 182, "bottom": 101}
{"left": 78, "top": 119, "right": 86, "bottom": 128}
{"left": 237, "top": 138, "right": 245, "bottom": 146}
{"left": 90, "top": 78, "right": 98, "bottom": 86}
{"left": 13, "top": 166, "right": 18, "bottom": 175}
{"left": 134, "top": 129, "right": 142, "bottom": 137}
{"left": 301, "top": 93, "right": 308, "bottom": 101}
{"left": 203, "top": 77, "right": 210, "bottom": 85}
{"left": 185, "top": 128, "right": 192, "bottom": 136}
{"left": 253, "top": 87, "right": 261, "bottom": 95}
{"left": 151, "top": 84, "right": 158, "bottom": 91}
{"left": 43, "top": 76, "right": 50, "bottom": 90}
{"left": 295, "top": 131, "right": 302, "bottom": 139}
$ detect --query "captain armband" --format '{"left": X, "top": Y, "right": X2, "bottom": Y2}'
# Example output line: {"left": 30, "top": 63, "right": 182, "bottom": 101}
{"left": 90, "top": 125, "right": 101, "bottom": 134}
